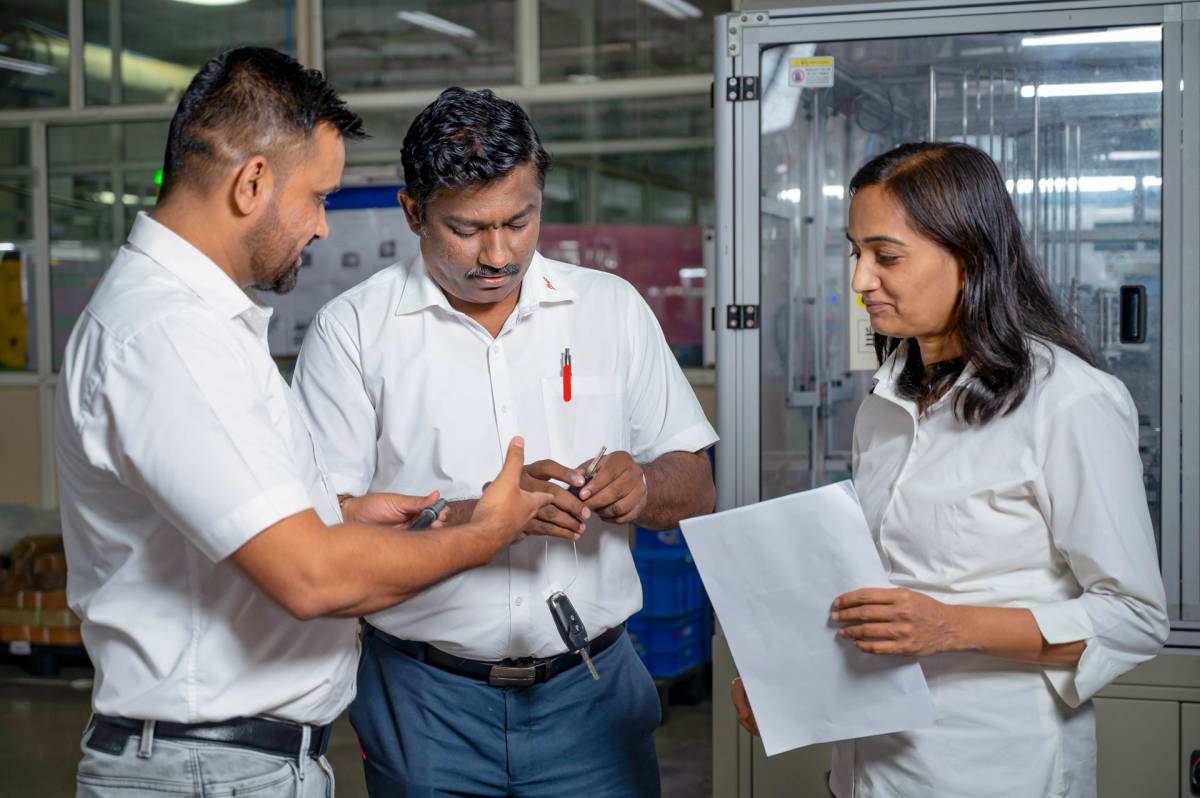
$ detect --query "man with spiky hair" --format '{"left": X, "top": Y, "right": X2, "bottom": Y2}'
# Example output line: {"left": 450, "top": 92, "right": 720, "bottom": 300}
{"left": 57, "top": 50, "right": 548, "bottom": 797}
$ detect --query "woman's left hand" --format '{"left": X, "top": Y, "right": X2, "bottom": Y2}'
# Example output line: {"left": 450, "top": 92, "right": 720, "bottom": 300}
{"left": 831, "top": 588, "right": 961, "bottom": 657}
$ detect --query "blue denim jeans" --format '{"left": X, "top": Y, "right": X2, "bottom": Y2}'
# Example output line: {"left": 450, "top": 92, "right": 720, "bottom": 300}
{"left": 75, "top": 718, "right": 336, "bottom": 797}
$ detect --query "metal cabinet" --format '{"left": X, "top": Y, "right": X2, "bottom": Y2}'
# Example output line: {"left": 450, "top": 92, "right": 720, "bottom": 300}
{"left": 712, "top": 1, "right": 1200, "bottom": 793}
{"left": 1095, "top": 696, "right": 1179, "bottom": 797}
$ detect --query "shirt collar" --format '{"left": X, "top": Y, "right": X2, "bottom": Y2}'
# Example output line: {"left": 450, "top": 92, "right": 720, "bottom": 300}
{"left": 871, "top": 340, "right": 975, "bottom": 417}
{"left": 126, "top": 212, "right": 267, "bottom": 322}
{"left": 394, "top": 250, "right": 577, "bottom": 318}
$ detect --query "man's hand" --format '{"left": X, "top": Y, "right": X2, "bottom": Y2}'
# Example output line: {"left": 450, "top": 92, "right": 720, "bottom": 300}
{"left": 341, "top": 491, "right": 445, "bottom": 528}
{"left": 578, "top": 450, "right": 647, "bottom": 524}
{"left": 470, "top": 437, "right": 556, "bottom": 548}
{"left": 831, "top": 587, "right": 961, "bottom": 657}
{"left": 521, "top": 459, "right": 590, "bottom": 538}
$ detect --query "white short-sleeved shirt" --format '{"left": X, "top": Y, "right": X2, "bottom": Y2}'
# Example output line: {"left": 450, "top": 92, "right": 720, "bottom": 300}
{"left": 830, "top": 341, "right": 1169, "bottom": 798}
{"left": 293, "top": 251, "right": 717, "bottom": 660}
{"left": 56, "top": 212, "right": 357, "bottom": 725}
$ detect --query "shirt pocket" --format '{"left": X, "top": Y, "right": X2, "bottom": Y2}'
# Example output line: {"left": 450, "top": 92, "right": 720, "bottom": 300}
{"left": 925, "top": 486, "right": 1044, "bottom": 585}
{"left": 540, "top": 376, "right": 628, "bottom": 469}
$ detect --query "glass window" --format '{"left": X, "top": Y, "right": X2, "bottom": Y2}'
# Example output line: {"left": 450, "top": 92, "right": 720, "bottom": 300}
{"left": 324, "top": 0, "right": 517, "bottom": 92}
{"left": 0, "top": 2, "right": 70, "bottom": 109}
{"left": 530, "top": 95, "right": 712, "bottom": 142}
{"left": 49, "top": 123, "right": 142, "bottom": 371}
{"left": 529, "top": 99, "right": 713, "bottom": 366}
{"left": 83, "top": 0, "right": 294, "bottom": 106}
{"left": 539, "top": 0, "right": 728, "bottom": 83}
{"left": 0, "top": 128, "right": 36, "bottom": 372}
{"left": 345, "top": 108, "right": 418, "bottom": 168}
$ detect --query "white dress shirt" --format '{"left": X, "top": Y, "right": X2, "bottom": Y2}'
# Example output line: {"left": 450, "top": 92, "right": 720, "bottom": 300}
{"left": 830, "top": 341, "right": 1169, "bottom": 797}
{"left": 56, "top": 213, "right": 357, "bottom": 725}
{"left": 293, "top": 251, "right": 717, "bottom": 660}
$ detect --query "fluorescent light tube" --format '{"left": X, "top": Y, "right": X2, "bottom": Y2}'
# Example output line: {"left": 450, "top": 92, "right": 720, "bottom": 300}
{"left": 396, "top": 11, "right": 477, "bottom": 39}
{"left": 1021, "top": 27, "right": 1160, "bottom": 47}
{"left": 0, "top": 55, "right": 57, "bottom": 77}
{"left": 1107, "top": 150, "right": 1159, "bottom": 161}
{"left": 1020, "top": 80, "right": 1162, "bottom": 98}
{"left": 639, "top": 0, "right": 703, "bottom": 20}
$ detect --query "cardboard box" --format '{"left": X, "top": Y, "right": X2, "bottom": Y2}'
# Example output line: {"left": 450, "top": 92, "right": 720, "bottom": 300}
{"left": 11, "top": 537, "right": 64, "bottom": 561}
{"left": 40, "top": 610, "right": 79, "bottom": 629}
{"left": 0, "top": 608, "right": 37, "bottom": 626}
{"left": 40, "top": 627, "right": 82, "bottom": 645}
{"left": 0, "top": 592, "right": 26, "bottom": 610}
{"left": 33, "top": 572, "right": 66, "bottom": 591}
{"left": 0, "top": 575, "right": 28, "bottom": 594}
{"left": 37, "top": 590, "right": 69, "bottom": 610}
{"left": 0, "top": 624, "right": 31, "bottom": 643}
{"left": 32, "top": 553, "right": 67, "bottom": 574}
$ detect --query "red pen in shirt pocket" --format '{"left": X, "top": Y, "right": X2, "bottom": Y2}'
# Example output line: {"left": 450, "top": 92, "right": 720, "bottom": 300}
{"left": 561, "top": 348, "right": 572, "bottom": 402}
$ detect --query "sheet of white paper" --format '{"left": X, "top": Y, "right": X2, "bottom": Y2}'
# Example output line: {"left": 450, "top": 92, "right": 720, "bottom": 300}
{"left": 680, "top": 481, "right": 935, "bottom": 756}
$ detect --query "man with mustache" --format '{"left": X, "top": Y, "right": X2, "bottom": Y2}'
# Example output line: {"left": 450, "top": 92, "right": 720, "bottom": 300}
{"left": 292, "top": 87, "right": 719, "bottom": 796}
{"left": 55, "top": 51, "right": 549, "bottom": 797}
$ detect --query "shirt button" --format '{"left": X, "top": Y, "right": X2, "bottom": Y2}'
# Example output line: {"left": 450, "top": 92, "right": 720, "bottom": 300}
{"left": 514, "top": 596, "right": 523, "bottom": 606}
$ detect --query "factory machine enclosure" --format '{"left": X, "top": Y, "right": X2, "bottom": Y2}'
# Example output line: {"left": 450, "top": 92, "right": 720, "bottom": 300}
{"left": 711, "top": 2, "right": 1200, "bottom": 795}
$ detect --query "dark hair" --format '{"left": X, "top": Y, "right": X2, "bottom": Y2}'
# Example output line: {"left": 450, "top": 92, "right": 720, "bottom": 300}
{"left": 848, "top": 141, "right": 1096, "bottom": 425}
{"left": 401, "top": 87, "right": 551, "bottom": 219}
{"left": 158, "top": 47, "right": 365, "bottom": 201}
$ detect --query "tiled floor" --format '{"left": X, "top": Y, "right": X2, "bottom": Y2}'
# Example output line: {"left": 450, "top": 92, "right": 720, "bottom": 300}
{"left": 0, "top": 662, "right": 712, "bottom": 797}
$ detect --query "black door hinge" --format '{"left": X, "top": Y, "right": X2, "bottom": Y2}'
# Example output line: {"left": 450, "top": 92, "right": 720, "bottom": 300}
{"left": 725, "top": 76, "right": 759, "bottom": 102}
{"left": 726, "top": 305, "right": 760, "bottom": 329}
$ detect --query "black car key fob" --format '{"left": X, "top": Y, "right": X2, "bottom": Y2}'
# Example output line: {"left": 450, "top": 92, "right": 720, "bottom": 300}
{"left": 547, "top": 591, "right": 599, "bottom": 680}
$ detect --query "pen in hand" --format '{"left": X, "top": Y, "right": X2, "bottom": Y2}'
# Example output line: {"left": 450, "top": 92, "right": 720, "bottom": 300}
{"left": 408, "top": 498, "right": 449, "bottom": 530}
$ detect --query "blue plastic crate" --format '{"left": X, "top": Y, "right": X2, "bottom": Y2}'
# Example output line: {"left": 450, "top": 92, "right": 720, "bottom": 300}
{"left": 628, "top": 613, "right": 705, "bottom": 679}
{"left": 633, "top": 547, "right": 703, "bottom": 619}
{"left": 634, "top": 526, "right": 687, "bottom": 549}
{"left": 628, "top": 610, "right": 702, "bottom": 651}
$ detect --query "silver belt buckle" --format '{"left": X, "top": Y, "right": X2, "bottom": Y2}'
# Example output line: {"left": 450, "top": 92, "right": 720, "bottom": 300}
{"left": 487, "top": 665, "right": 537, "bottom": 688}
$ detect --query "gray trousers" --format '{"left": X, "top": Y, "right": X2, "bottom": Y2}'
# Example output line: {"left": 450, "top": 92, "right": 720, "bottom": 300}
{"left": 75, "top": 717, "right": 336, "bottom": 797}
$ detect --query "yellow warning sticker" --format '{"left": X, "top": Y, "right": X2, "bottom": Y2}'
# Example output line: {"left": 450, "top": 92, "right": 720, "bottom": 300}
{"left": 788, "top": 56, "right": 835, "bottom": 89}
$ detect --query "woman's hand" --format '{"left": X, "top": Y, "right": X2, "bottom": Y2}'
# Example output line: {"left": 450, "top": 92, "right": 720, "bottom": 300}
{"left": 730, "top": 676, "right": 760, "bottom": 736}
{"left": 831, "top": 587, "right": 961, "bottom": 657}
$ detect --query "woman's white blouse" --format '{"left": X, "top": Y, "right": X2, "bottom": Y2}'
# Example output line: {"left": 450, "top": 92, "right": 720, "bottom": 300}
{"left": 831, "top": 341, "right": 1169, "bottom": 798}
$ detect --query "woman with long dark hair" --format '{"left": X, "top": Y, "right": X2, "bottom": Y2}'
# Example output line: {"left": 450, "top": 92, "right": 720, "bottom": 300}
{"left": 732, "top": 141, "right": 1168, "bottom": 796}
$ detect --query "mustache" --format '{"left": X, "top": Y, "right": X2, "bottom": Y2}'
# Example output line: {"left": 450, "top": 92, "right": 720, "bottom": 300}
{"left": 465, "top": 264, "right": 520, "bottom": 279}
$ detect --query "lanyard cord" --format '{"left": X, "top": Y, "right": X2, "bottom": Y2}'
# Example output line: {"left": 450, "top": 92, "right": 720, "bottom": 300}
{"left": 544, "top": 536, "right": 581, "bottom": 593}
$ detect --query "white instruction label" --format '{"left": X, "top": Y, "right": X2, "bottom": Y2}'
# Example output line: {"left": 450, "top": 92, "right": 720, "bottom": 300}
{"left": 788, "top": 57, "right": 835, "bottom": 88}
{"left": 849, "top": 293, "right": 878, "bottom": 372}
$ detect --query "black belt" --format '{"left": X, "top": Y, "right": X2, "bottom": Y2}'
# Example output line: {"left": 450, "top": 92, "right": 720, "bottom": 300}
{"left": 365, "top": 623, "right": 625, "bottom": 688}
{"left": 87, "top": 714, "right": 332, "bottom": 762}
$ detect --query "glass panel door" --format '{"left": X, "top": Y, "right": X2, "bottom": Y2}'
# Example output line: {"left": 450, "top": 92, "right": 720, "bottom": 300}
{"left": 758, "top": 25, "right": 1164, "bottom": 550}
